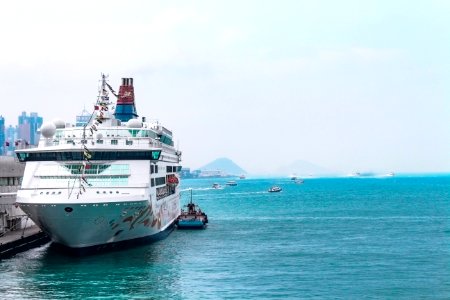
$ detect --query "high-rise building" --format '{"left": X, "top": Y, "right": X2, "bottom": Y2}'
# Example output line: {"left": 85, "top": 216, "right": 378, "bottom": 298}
{"left": 17, "top": 112, "right": 43, "bottom": 146}
{"left": 0, "top": 116, "right": 5, "bottom": 155}
{"left": 5, "top": 125, "right": 16, "bottom": 155}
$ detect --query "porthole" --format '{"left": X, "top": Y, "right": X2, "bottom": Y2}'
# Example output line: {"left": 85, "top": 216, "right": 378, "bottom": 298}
{"left": 64, "top": 207, "right": 73, "bottom": 213}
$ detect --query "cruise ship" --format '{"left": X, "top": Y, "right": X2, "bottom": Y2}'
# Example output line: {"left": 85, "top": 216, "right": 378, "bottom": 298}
{"left": 15, "top": 75, "right": 182, "bottom": 254}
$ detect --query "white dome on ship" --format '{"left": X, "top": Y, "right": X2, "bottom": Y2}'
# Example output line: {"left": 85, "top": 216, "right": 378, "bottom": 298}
{"left": 96, "top": 132, "right": 103, "bottom": 140}
{"left": 126, "top": 119, "right": 142, "bottom": 128}
{"left": 52, "top": 119, "right": 66, "bottom": 129}
{"left": 40, "top": 122, "right": 57, "bottom": 138}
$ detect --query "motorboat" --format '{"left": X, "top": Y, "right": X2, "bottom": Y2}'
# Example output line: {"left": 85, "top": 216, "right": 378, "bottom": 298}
{"left": 268, "top": 186, "right": 282, "bottom": 193}
{"left": 226, "top": 180, "right": 237, "bottom": 186}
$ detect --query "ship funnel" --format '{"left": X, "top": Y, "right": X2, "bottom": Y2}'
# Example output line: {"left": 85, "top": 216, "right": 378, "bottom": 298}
{"left": 114, "top": 77, "right": 138, "bottom": 122}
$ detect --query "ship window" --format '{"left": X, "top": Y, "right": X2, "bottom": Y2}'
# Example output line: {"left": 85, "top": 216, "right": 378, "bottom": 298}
{"left": 155, "top": 165, "right": 158, "bottom": 173}
{"left": 151, "top": 178, "right": 155, "bottom": 187}
{"left": 96, "top": 140, "right": 103, "bottom": 144}
{"left": 126, "top": 140, "right": 133, "bottom": 145}
{"left": 167, "top": 166, "right": 172, "bottom": 172}
{"left": 111, "top": 140, "right": 118, "bottom": 145}
{"left": 155, "top": 177, "right": 165, "bottom": 186}
{"left": 156, "top": 186, "right": 169, "bottom": 200}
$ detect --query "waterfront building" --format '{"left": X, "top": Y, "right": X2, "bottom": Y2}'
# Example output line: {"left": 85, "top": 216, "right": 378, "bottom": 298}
{"left": 0, "top": 156, "right": 32, "bottom": 234}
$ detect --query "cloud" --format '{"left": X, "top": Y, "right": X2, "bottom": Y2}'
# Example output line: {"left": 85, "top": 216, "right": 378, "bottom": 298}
{"left": 217, "top": 27, "right": 248, "bottom": 47}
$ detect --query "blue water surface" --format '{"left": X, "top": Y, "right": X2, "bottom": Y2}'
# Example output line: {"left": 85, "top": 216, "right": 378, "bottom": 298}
{"left": 1, "top": 176, "right": 449, "bottom": 299}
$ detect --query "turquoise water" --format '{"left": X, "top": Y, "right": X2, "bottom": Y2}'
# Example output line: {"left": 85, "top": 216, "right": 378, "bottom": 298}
{"left": 1, "top": 176, "right": 449, "bottom": 299}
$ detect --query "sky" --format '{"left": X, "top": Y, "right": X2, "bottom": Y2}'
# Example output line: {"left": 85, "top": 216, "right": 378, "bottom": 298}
{"left": 0, "top": 0, "right": 449, "bottom": 175}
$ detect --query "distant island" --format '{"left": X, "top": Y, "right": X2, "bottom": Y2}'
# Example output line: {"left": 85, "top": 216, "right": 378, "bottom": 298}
{"left": 181, "top": 157, "right": 398, "bottom": 179}
{"left": 181, "top": 157, "right": 246, "bottom": 179}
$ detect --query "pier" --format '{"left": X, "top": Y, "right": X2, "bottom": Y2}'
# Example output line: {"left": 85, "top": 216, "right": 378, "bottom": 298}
{"left": 0, "top": 225, "right": 50, "bottom": 259}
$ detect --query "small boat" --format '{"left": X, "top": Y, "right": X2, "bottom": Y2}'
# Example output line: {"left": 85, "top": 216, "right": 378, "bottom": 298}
{"left": 226, "top": 180, "right": 237, "bottom": 186}
{"left": 176, "top": 189, "right": 208, "bottom": 229}
{"left": 268, "top": 186, "right": 282, "bottom": 193}
{"left": 294, "top": 179, "right": 304, "bottom": 184}
{"left": 212, "top": 183, "right": 221, "bottom": 189}
{"left": 239, "top": 175, "right": 246, "bottom": 179}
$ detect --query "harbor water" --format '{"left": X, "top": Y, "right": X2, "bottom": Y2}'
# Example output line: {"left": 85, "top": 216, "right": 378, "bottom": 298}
{"left": 0, "top": 176, "right": 449, "bottom": 299}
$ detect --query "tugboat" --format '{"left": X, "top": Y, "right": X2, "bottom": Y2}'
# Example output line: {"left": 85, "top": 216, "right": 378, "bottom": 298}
{"left": 268, "top": 186, "right": 282, "bottom": 193}
{"left": 176, "top": 189, "right": 208, "bottom": 229}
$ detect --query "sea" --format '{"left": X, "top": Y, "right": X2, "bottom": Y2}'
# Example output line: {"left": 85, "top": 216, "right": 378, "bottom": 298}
{"left": 1, "top": 176, "right": 449, "bottom": 299}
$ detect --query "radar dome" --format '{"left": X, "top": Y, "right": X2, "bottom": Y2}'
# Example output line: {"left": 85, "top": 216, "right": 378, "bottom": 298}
{"left": 96, "top": 132, "right": 103, "bottom": 140}
{"left": 40, "top": 122, "right": 56, "bottom": 138}
{"left": 127, "top": 119, "right": 142, "bottom": 128}
{"left": 52, "top": 119, "right": 66, "bottom": 129}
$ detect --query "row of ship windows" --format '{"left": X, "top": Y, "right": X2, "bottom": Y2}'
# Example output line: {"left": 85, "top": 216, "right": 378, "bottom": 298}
{"left": 38, "top": 191, "right": 121, "bottom": 195}
{"left": 66, "top": 140, "right": 133, "bottom": 145}
{"left": 150, "top": 165, "right": 181, "bottom": 174}
{"left": 21, "top": 202, "right": 144, "bottom": 207}
{"left": 62, "top": 139, "right": 173, "bottom": 147}
{"left": 37, "top": 177, "right": 129, "bottom": 187}
{"left": 17, "top": 150, "right": 162, "bottom": 162}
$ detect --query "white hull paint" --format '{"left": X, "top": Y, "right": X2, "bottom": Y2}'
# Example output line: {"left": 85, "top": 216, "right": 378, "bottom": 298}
{"left": 18, "top": 196, "right": 179, "bottom": 248}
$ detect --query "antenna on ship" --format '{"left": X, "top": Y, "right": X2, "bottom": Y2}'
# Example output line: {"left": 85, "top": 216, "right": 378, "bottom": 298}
{"left": 71, "top": 73, "right": 112, "bottom": 199}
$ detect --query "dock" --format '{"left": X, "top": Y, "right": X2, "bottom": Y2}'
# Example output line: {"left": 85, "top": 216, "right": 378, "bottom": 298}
{"left": 0, "top": 225, "right": 50, "bottom": 259}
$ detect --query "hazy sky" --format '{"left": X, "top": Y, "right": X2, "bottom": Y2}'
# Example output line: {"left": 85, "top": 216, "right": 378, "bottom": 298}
{"left": 1, "top": 0, "right": 449, "bottom": 174}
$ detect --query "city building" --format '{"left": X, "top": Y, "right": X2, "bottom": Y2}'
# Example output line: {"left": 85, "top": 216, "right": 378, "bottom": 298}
{"left": 5, "top": 125, "right": 17, "bottom": 155}
{"left": 17, "top": 112, "right": 43, "bottom": 146}
{"left": 0, "top": 116, "right": 5, "bottom": 155}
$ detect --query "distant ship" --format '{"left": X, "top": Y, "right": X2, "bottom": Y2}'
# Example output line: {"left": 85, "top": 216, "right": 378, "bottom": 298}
{"left": 289, "top": 173, "right": 298, "bottom": 180}
{"left": 15, "top": 75, "right": 182, "bottom": 254}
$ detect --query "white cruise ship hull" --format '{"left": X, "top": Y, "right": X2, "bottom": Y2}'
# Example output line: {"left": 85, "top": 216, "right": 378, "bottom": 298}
{"left": 17, "top": 194, "right": 180, "bottom": 251}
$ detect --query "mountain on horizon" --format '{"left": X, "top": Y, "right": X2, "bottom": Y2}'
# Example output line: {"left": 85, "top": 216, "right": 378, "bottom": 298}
{"left": 274, "top": 160, "right": 335, "bottom": 177}
{"left": 198, "top": 158, "right": 247, "bottom": 176}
